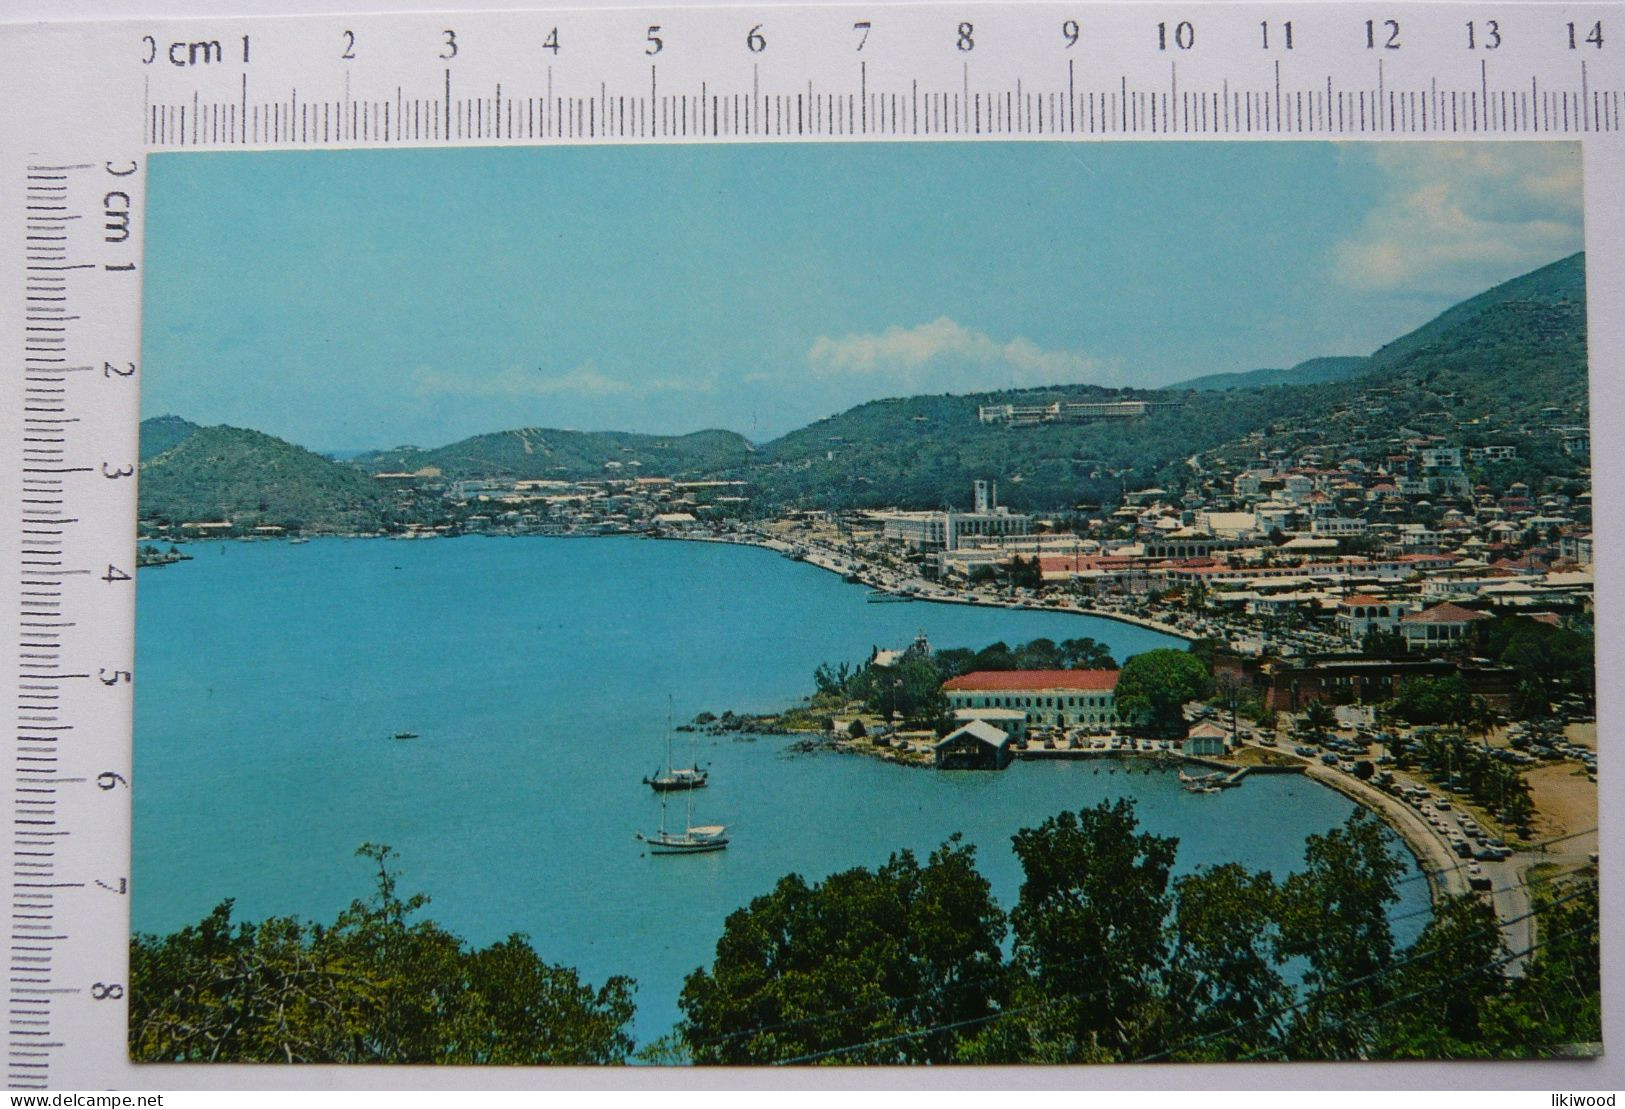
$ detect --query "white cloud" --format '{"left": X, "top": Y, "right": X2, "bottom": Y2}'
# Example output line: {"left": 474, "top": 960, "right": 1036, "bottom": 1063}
{"left": 412, "top": 362, "right": 712, "bottom": 399}
{"left": 806, "top": 317, "right": 1109, "bottom": 390}
{"left": 1331, "top": 144, "right": 1583, "bottom": 295}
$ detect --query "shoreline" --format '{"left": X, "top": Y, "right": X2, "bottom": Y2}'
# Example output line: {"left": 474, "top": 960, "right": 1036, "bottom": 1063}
{"left": 172, "top": 529, "right": 1442, "bottom": 910}
{"left": 1303, "top": 762, "right": 1464, "bottom": 901}
{"left": 685, "top": 530, "right": 1197, "bottom": 644}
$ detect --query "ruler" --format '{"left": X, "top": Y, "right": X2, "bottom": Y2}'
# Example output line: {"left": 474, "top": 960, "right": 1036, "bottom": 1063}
{"left": 1, "top": 1, "right": 1621, "bottom": 1090}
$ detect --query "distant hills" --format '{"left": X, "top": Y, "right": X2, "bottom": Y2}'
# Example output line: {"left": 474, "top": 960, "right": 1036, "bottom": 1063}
{"left": 740, "top": 253, "right": 1587, "bottom": 511}
{"left": 139, "top": 421, "right": 393, "bottom": 531}
{"left": 1174, "top": 356, "right": 1368, "bottom": 392}
{"left": 140, "top": 252, "right": 1589, "bottom": 528}
{"left": 351, "top": 426, "right": 755, "bottom": 482}
{"left": 1173, "top": 253, "right": 1587, "bottom": 393}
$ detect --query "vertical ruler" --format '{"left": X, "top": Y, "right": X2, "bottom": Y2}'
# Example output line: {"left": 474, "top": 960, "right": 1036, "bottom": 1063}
{"left": 10, "top": 159, "right": 143, "bottom": 1089}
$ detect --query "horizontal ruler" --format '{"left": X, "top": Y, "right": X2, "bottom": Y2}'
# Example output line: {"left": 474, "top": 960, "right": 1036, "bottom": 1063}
{"left": 120, "top": 4, "right": 1624, "bottom": 146}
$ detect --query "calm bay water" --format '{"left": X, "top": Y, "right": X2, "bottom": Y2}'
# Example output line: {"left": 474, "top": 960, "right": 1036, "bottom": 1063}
{"left": 133, "top": 536, "right": 1427, "bottom": 1045}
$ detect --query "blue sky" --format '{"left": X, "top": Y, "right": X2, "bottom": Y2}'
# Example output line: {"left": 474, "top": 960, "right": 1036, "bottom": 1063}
{"left": 142, "top": 141, "right": 1582, "bottom": 451}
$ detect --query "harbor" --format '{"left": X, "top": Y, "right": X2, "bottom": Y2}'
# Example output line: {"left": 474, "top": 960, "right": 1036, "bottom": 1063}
{"left": 131, "top": 533, "right": 1430, "bottom": 1046}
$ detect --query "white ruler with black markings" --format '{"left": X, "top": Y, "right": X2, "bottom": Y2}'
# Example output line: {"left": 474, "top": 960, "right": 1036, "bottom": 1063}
{"left": 1, "top": 1, "right": 1621, "bottom": 1090}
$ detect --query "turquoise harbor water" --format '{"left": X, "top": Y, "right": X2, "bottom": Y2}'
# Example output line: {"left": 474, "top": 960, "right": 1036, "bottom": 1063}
{"left": 133, "top": 536, "right": 1428, "bottom": 1046}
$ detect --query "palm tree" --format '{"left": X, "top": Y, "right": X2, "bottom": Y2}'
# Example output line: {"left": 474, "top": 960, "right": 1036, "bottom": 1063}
{"left": 1303, "top": 700, "right": 1338, "bottom": 745}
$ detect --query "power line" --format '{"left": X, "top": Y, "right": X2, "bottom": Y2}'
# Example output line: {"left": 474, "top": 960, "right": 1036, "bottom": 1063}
{"left": 1233, "top": 921, "right": 1597, "bottom": 1062}
{"left": 1134, "top": 881, "right": 1593, "bottom": 1063}
{"left": 682, "top": 835, "right": 1594, "bottom": 1058}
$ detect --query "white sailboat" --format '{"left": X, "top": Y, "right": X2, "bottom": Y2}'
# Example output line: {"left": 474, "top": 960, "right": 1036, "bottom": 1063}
{"left": 638, "top": 788, "right": 729, "bottom": 855}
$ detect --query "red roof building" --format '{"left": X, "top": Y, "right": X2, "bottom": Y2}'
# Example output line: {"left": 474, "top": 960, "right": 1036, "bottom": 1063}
{"left": 943, "top": 670, "right": 1122, "bottom": 731}
{"left": 1399, "top": 602, "right": 1492, "bottom": 649}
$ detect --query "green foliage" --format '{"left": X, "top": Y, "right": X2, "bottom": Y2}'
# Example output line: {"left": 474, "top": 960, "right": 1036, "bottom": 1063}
{"left": 1000, "top": 800, "right": 1178, "bottom": 1060}
{"left": 1274, "top": 812, "right": 1405, "bottom": 1057}
{"left": 677, "top": 837, "right": 1006, "bottom": 1064}
{"left": 139, "top": 414, "right": 201, "bottom": 460}
{"left": 812, "top": 637, "right": 1117, "bottom": 730}
{"left": 1482, "top": 879, "right": 1601, "bottom": 1052}
{"left": 139, "top": 422, "right": 394, "bottom": 533}
{"left": 1388, "top": 675, "right": 1474, "bottom": 726}
{"left": 1476, "top": 616, "right": 1595, "bottom": 710}
{"left": 1302, "top": 701, "right": 1338, "bottom": 741}
{"left": 352, "top": 427, "right": 754, "bottom": 482}
{"left": 676, "top": 803, "right": 1599, "bottom": 1065}
{"left": 1175, "top": 355, "right": 1370, "bottom": 392}
{"left": 1165, "top": 864, "right": 1291, "bottom": 1060}
{"left": 1114, "top": 648, "right": 1211, "bottom": 736}
{"left": 1377, "top": 894, "right": 1509, "bottom": 1058}
{"left": 128, "top": 844, "right": 636, "bottom": 1064}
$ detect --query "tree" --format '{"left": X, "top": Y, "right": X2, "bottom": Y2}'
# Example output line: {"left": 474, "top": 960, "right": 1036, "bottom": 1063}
{"left": 1060, "top": 637, "right": 1117, "bottom": 670}
{"left": 1361, "top": 627, "right": 1407, "bottom": 655}
{"left": 1303, "top": 701, "right": 1338, "bottom": 744}
{"left": 1274, "top": 812, "right": 1405, "bottom": 1058}
{"left": 677, "top": 837, "right": 1006, "bottom": 1064}
{"left": 1376, "top": 894, "right": 1508, "bottom": 1058}
{"left": 1114, "top": 649, "right": 1212, "bottom": 736}
{"left": 854, "top": 656, "right": 947, "bottom": 730}
{"left": 1388, "top": 675, "right": 1474, "bottom": 726}
{"left": 995, "top": 799, "right": 1179, "bottom": 1060}
{"left": 128, "top": 844, "right": 636, "bottom": 1064}
{"left": 1483, "top": 879, "right": 1601, "bottom": 1052}
{"left": 1165, "top": 864, "right": 1291, "bottom": 1060}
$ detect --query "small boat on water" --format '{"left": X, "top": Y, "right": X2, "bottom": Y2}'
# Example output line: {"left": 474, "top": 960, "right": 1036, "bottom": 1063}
{"left": 645, "top": 765, "right": 709, "bottom": 791}
{"left": 392, "top": 731, "right": 419, "bottom": 740}
{"left": 639, "top": 790, "right": 728, "bottom": 854}
{"left": 645, "top": 703, "right": 708, "bottom": 791}
{"left": 865, "top": 589, "right": 913, "bottom": 603}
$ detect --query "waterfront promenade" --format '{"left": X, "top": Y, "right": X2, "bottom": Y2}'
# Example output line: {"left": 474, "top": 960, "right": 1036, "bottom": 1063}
{"left": 705, "top": 528, "right": 1196, "bottom": 642}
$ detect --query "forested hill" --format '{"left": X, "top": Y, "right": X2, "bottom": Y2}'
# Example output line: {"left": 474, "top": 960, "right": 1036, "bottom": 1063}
{"left": 139, "top": 423, "right": 393, "bottom": 532}
{"left": 138, "top": 252, "right": 1587, "bottom": 523}
{"left": 737, "top": 252, "right": 1588, "bottom": 512}
{"left": 349, "top": 427, "right": 755, "bottom": 482}
{"left": 738, "top": 385, "right": 1337, "bottom": 513}
{"left": 1174, "top": 356, "right": 1368, "bottom": 392}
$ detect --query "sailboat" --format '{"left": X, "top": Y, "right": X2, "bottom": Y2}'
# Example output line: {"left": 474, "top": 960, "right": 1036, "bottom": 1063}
{"left": 638, "top": 789, "right": 729, "bottom": 854}
{"left": 644, "top": 702, "right": 708, "bottom": 792}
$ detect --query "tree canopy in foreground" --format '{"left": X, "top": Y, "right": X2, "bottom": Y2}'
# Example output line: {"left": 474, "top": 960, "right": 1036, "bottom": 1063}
{"left": 129, "top": 844, "right": 636, "bottom": 1064}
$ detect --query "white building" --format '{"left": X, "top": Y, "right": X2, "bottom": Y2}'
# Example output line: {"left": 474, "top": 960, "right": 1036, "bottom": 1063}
{"left": 942, "top": 669, "right": 1121, "bottom": 730}
{"left": 881, "top": 481, "right": 1032, "bottom": 550}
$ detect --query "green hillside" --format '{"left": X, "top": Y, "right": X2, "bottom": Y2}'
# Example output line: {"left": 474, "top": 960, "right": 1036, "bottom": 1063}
{"left": 740, "top": 386, "right": 1340, "bottom": 512}
{"left": 1174, "top": 356, "right": 1368, "bottom": 392}
{"left": 139, "top": 423, "right": 393, "bottom": 532}
{"left": 350, "top": 427, "right": 755, "bottom": 481}
{"left": 139, "top": 414, "right": 201, "bottom": 460}
{"left": 742, "top": 252, "right": 1588, "bottom": 511}
{"left": 137, "top": 252, "right": 1587, "bottom": 523}
{"left": 1364, "top": 252, "right": 1585, "bottom": 374}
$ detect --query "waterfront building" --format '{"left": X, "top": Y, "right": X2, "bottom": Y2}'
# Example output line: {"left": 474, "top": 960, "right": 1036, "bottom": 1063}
{"left": 942, "top": 669, "right": 1121, "bottom": 729}
{"left": 880, "top": 481, "right": 1032, "bottom": 550}
{"left": 950, "top": 706, "right": 1029, "bottom": 740}
{"left": 1182, "top": 720, "right": 1229, "bottom": 757}
{"left": 933, "top": 721, "right": 1015, "bottom": 770}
